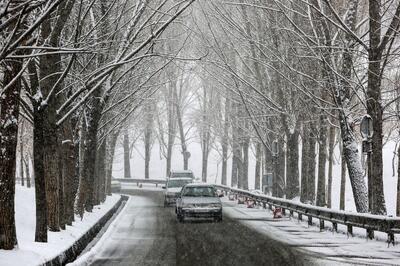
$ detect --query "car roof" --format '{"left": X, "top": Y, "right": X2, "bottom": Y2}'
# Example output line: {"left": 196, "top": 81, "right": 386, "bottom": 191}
{"left": 171, "top": 170, "right": 193, "bottom": 173}
{"left": 183, "top": 183, "right": 215, "bottom": 188}
{"left": 167, "top": 177, "right": 193, "bottom": 181}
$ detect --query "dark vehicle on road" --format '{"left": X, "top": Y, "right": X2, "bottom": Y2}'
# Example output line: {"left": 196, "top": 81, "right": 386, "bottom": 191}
{"left": 163, "top": 178, "right": 193, "bottom": 207}
{"left": 176, "top": 183, "right": 223, "bottom": 223}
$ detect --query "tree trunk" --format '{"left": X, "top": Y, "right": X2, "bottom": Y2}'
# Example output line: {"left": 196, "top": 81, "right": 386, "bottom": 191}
{"left": 221, "top": 96, "right": 229, "bottom": 185}
{"left": 277, "top": 138, "right": 286, "bottom": 198}
{"left": 306, "top": 127, "right": 316, "bottom": 204}
{"left": 106, "top": 131, "right": 119, "bottom": 195}
{"left": 96, "top": 139, "right": 107, "bottom": 203}
{"left": 58, "top": 143, "right": 66, "bottom": 230}
{"left": 286, "top": 131, "right": 299, "bottom": 199}
{"left": 397, "top": 144, "right": 400, "bottom": 216}
{"left": 367, "top": 0, "right": 386, "bottom": 215}
{"left": 301, "top": 126, "right": 309, "bottom": 203}
{"left": 123, "top": 130, "right": 131, "bottom": 178}
{"left": 255, "top": 142, "right": 261, "bottom": 190}
{"left": 82, "top": 105, "right": 101, "bottom": 212}
{"left": 327, "top": 127, "right": 335, "bottom": 208}
{"left": 0, "top": 54, "right": 22, "bottom": 250}
{"left": 62, "top": 124, "right": 77, "bottom": 225}
{"left": 77, "top": 120, "right": 87, "bottom": 218}
{"left": 174, "top": 86, "right": 189, "bottom": 170}
{"left": 144, "top": 112, "right": 152, "bottom": 180}
{"left": 24, "top": 157, "right": 31, "bottom": 188}
{"left": 166, "top": 82, "right": 176, "bottom": 176}
{"left": 340, "top": 143, "right": 346, "bottom": 211}
{"left": 201, "top": 134, "right": 209, "bottom": 182}
{"left": 20, "top": 137, "right": 25, "bottom": 186}
{"left": 242, "top": 137, "right": 249, "bottom": 190}
{"left": 316, "top": 116, "right": 327, "bottom": 207}
{"left": 27, "top": 59, "right": 48, "bottom": 242}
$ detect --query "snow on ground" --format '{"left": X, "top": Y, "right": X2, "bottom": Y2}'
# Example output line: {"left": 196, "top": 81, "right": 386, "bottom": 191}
{"left": 120, "top": 182, "right": 163, "bottom": 191}
{"left": 222, "top": 197, "right": 400, "bottom": 265}
{"left": 66, "top": 196, "right": 133, "bottom": 266}
{"left": 0, "top": 185, "right": 120, "bottom": 266}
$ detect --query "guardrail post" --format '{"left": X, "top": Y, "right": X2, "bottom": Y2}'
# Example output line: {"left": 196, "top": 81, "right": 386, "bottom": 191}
{"left": 388, "top": 231, "right": 395, "bottom": 246}
{"left": 347, "top": 225, "right": 353, "bottom": 236}
{"left": 308, "top": 215, "right": 312, "bottom": 226}
{"left": 298, "top": 213, "right": 302, "bottom": 221}
{"left": 282, "top": 208, "right": 286, "bottom": 215}
{"left": 319, "top": 219, "right": 324, "bottom": 231}
{"left": 290, "top": 210, "right": 293, "bottom": 217}
{"left": 367, "top": 228, "right": 374, "bottom": 240}
{"left": 268, "top": 204, "right": 272, "bottom": 210}
{"left": 136, "top": 182, "right": 139, "bottom": 186}
{"left": 263, "top": 202, "right": 266, "bottom": 209}
{"left": 156, "top": 183, "right": 158, "bottom": 187}
{"left": 332, "top": 222, "right": 337, "bottom": 232}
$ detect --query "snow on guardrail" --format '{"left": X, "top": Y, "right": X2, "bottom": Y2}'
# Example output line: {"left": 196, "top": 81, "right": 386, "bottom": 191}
{"left": 214, "top": 184, "right": 400, "bottom": 245}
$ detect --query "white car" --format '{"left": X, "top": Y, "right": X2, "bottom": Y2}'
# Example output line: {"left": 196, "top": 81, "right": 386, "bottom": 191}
{"left": 163, "top": 178, "right": 193, "bottom": 207}
{"left": 176, "top": 184, "right": 223, "bottom": 223}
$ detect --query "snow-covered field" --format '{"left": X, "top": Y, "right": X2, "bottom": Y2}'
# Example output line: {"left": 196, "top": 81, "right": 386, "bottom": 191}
{"left": 0, "top": 186, "right": 119, "bottom": 266}
{"left": 222, "top": 197, "right": 400, "bottom": 265}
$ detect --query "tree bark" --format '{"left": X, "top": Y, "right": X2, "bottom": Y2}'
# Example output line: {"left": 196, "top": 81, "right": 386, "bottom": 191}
{"left": 106, "top": 131, "right": 119, "bottom": 195}
{"left": 61, "top": 124, "right": 77, "bottom": 225}
{"left": 327, "top": 127, "right": 335, "bottom": 208}
{"left": 20, "top": 134, "right": 25, "bottom": 186}
{"left": 306, "top": 126, "right": 316, "bottom": 204}
{"left": 397, "top": 144, "right": 400, "bottom": 216}
{"left": 27, "top": 59, "right": 48, "bottom": 242}
{"left": 221, "top": 95, "right": 230, "bottom": 185}
{"left": 166, "top": 84, "right": 176, "bottom": 176}
{"left": 96, "top": 139, "right": 107, "bottom": 203}
{"left": 175, "top": 87, "right": 188, "bottom": 170}
{"left": 301, "top": 125, "right": 309, "bottom": 203}
{"left": 316, "top": 116, "right": 327, "bottom": 207}
{"left": 24, "top": 156, "right": 31, "bottom": 188}
{"left": 367, "top": 0, "right": 386, "bottom": 215}
{"left": 82, "top": 103, "right": 102, "bottom": 212}
{"left": 241, "top": 137, "right": 249, "bottom": 190}
{"left": 144, "top": 103, "right": 153, "bottom": 179}
{"left": 286, "top": 131, "right": 299, "bottom": 199}
{"left": 255, "top": 142, "right": 261, "bottom": 190}
{"left": 340, "top": 143, "right": 346, "bottom": 211}
{"left": 0, "top": 51, "right": 22, "bottom": 250}
{"left": 123, "top": 129, "right": 131, "bottom": 178}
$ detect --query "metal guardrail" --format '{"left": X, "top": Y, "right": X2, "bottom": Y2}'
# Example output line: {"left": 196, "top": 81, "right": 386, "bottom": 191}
{"left": 113, "top": 178, "right": 166, "bottom": 187}
{"left": 215, "top": 184, "right": 400, "bottom": 245}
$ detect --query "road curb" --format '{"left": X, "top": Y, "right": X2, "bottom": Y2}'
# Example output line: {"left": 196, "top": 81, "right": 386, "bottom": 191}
{"left": 42, "top": 195, "right": 129, "bottom": 266}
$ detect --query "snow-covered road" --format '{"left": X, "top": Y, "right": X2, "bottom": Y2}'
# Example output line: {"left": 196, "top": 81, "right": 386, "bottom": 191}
{"left": 70, "top": 188, "right": 352, "bottom": 266}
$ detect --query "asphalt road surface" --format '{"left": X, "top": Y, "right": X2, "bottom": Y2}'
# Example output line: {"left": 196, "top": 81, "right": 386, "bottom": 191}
{"left": 85, "top": 189, "right": 349, "bottom": 266}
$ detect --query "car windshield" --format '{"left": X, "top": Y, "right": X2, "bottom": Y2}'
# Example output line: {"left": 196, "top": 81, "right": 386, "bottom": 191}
{"left": 182, "top": 186, "right": 216, "bottom": 197}
{"left": 171, "top": 172, "right": 193, "bottom": 178}
{"left": 167, "top": 179, "right": 191, "bottom": 188}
